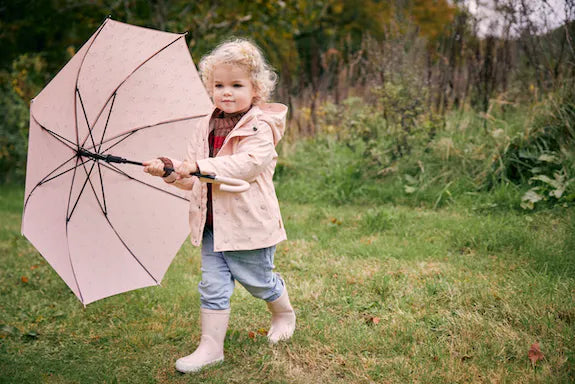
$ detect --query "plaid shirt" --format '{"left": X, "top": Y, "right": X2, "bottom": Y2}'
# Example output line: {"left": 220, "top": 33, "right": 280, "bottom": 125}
{"left": 205, "top": 108, "right": 249, "bottom": 228}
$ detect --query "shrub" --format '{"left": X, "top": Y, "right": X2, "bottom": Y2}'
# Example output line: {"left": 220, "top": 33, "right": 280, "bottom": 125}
{"left": 276, "top": 87, "right": 574, "bottom": 211}
{"left": 0, "top": 54, "right": 47, "bottom": 183}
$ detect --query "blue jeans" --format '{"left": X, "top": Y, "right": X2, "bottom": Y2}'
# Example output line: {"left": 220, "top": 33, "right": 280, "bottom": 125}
{"left": 199, "top": 227, "right": 285, "bottom": 310}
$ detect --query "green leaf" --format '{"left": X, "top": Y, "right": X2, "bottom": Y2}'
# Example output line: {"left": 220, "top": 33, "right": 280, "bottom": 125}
{"left": 404, "top": 185, "right": 417, "bottom": 194}
{"left": 404, "top": 174, "right": 418, "bottom": 185}
{"left": 537, "top": 154, "right": 560, "bottom": 164}
{"left": 0, "top": 324, "right": 20, "bottom": 338}
{"left": 530, "top": 175, "right": 561, "bottom": 189}
{"left": 521, "top": 189, "right": 544, "bottom": 210}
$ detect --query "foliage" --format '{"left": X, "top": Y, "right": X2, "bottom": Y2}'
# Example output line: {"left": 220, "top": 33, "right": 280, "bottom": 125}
{"left": 0, "top": 54, "right": 48, "bottom": 182}
{"left": 277, "top": 86, "right": 575, "bottom": 211}
{"left": 501, "top": 87, "right": 575, "bottom": 209}
{"left": 1, "top": 0, "right": 573, "bottom": 210}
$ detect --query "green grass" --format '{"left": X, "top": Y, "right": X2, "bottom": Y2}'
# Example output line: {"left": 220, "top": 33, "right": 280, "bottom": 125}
{"left": 1, "top": 184, "right": 574, "bottom": 383}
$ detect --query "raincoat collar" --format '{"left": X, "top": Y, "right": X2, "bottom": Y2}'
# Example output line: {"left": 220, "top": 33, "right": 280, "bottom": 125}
{"left": 211, "top": 103, "right": 287, "bottom": 145}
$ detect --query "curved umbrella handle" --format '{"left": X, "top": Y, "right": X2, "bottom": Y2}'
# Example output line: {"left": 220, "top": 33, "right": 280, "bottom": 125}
{"left": 209, "top": 175, "right": 250, "bottom": 193}
{"left": 139, "top": 159, "right": 250, "bottom": 193}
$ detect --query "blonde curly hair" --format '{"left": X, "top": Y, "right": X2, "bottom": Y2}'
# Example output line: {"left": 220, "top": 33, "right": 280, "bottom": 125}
{"left": 199, "top": 38, "right": 277, "bottom": 105}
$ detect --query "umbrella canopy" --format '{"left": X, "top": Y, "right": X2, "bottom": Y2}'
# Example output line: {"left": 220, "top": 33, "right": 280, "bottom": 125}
{"left": 22, "top": 18, "right": 213, "bottom": 305}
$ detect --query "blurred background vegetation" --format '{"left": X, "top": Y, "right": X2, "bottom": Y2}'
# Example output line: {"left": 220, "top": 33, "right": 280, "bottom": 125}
{"left": 1, "top": 0, "right": 574, "bottom": 210}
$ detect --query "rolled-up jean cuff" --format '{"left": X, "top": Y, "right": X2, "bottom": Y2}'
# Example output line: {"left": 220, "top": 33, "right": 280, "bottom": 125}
{"left": 200, "top": 301, "right": 230, "bottom": 310}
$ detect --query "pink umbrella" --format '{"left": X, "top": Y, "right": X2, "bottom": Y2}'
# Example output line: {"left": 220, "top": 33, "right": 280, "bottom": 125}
{"left": 21, "top": 18, "right": 232, "bottom": 305}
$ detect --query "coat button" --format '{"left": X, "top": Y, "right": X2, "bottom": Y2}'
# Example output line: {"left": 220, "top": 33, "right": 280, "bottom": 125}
{"left": 253, "top": 126, "right": 257, "bottom": 131}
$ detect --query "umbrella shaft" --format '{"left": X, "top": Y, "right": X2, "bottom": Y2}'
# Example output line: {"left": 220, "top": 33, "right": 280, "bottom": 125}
{"left": 78, "top": 148, "right": 137, "bottom": 165}
{"left": 78, "top": 149, "right": 213, "bottom": 179}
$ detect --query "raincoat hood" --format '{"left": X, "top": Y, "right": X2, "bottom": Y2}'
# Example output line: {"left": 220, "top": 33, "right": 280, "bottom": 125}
{"left": 254, "top": 103, "right": 287, "bottom": 145}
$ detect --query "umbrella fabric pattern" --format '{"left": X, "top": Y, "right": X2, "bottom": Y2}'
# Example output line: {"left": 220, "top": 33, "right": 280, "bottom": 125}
{"left": 22, "top": 18, "right": 213, "bottom": 305}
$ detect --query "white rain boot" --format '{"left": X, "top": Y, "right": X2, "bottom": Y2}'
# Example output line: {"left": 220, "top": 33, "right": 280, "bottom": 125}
{"left": 266, "top": 288, "right": 296, "bottom": 343}
{"left": 175, "top": 308, "right": 230, "bottom": 373}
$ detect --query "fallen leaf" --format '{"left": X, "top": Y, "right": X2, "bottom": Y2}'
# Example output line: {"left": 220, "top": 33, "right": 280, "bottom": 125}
{"left": 528, "top": 343, "right": 544, "bottom": 366}
{"left": 365, "top": 316, "right": 381, "bottom": 325}
{"left": 329, "top": 217, "right": 342, "bottom": 225}
{"left": 21, "top": 276, "right": 29, "bottom": 283}
{"left": 0, "top": 325, "right": 20, "bottom": 338}
{"left": 25, "top": 330, "right": 39, "bottom": 339}
{"left": 248, "top": 331, "right": 256, "bottom": 339}
{"left": 257, "top": 328, "right": 267, "bottom": 336}
{"left": 30, "top": 265, "right": 39, "bottom": 270}
{"left": 360, "top": 237, "right": 374, "bottom": 245}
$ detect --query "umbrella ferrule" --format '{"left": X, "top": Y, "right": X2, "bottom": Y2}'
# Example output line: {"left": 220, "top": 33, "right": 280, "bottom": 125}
{"left": 77, "top": 148, "right": 99, "bottom": 160}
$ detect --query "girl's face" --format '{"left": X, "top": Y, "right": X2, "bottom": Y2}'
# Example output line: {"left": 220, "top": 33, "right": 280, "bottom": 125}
{"left": 212, "top": 63, "right": 256, "bottom": 114}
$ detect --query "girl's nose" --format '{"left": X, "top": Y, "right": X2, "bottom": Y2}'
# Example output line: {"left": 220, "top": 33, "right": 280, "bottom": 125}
{"left": 223, "top": 87, "right": 232, "bottom": 96}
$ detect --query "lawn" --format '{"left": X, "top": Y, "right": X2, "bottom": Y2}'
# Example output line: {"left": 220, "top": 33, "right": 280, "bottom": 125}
{"left": 1, "top": 184, "right": 574, "bottom": 383}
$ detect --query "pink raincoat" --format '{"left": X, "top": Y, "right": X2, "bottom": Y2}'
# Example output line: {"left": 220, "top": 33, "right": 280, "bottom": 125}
{"left": 166, "top": 103, "right": 288, "bottom": 251}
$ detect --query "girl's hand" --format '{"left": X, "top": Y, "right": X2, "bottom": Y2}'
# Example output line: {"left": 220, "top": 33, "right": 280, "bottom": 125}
{"left": 143, "top": 158, "right": 167, "bottom": 177}
{"left": 175, "top": 160, "right": 198, "bottom": 178}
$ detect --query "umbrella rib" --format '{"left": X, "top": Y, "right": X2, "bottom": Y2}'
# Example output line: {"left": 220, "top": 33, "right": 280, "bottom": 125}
{"left": 95, "top": 113, "right": 209, "bottom": 154}
{"left": 79, "top": 33, "right": 188, "bottom": 147}
{"left": 31, "top": 114, "right": 78, "bottom": 151}
{"left": 73, "top": 17, "right": 110, "bottom": 150}
{"left": 96, "top": 161, "right": 108, "bottom": 214}
{"left": 101, "top": 162, "right": 189, "bottom": 202}
{"left": 63, "top": 157, "right": 86, "bottom": 304}
{"left": 76, "top": 158, "right": 108, "bottom": 217}
{"left": 102, "top": 213, "right": 160, "bottom": 284}
{"left": 76, "top": 88, "right": 98, "bottom": 151}
{"left": 37, "top": 157, "right": 89, "bottom": 186}
{"left": 67, "top": 160, "right": 98, "bottom": 222}
{"left": 65, "top": 222, "right": 85, "bottom": 305}
{"left": 99, "top": 131, "right": 136, "bottom": 155}
{"left": 22, "top": 155, "right": 86, "bottom": 214}
{"left": 97, "top": 92, "right": 117, "bottom": 153}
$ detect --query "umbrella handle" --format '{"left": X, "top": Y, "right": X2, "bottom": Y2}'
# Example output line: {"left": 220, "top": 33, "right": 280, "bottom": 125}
{"left": 205, "top": 175, "right": 250, "bottom": 193}
{"left": 159, "top": 164, "right": 250, "bottom": 193}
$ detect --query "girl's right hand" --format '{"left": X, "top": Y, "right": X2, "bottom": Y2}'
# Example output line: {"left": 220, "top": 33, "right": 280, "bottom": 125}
{"left": 143, "top": 158, "right": 166, "bottom": 177}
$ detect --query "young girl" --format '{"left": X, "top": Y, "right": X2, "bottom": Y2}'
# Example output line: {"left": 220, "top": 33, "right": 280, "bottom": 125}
{"left": 143, "top": 39, "right": 295, "bottom": 373}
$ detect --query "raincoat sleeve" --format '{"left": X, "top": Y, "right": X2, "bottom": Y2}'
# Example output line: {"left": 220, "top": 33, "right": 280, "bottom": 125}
{"left": 163, "top": 139, "right": 200, "bottom": 190}
{"left": 196, "top": 121, "right": 275, "bottom": 183}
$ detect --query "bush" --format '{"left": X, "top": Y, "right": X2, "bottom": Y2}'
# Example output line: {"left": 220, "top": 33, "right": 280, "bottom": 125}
{"left": 501, "top": 88, "right": 575, "bottom": 209}
{"left": 276, "top": 87, "right": 575, "bottom": 211}
{"left": 0, "top": 77, "right": 29, "bottom": 184}
{"left": 0, "top": 54, "right": 47, "bottom": 184}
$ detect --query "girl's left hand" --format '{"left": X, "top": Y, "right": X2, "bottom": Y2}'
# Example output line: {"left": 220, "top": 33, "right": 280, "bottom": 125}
{"left": 143, "top": 158, "right": 167, "bottom": 177}
{"left": 175, "top": 160, "right": 198, "bottom": 178}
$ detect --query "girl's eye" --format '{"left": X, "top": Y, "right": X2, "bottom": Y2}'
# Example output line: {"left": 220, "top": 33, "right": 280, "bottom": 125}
{"left": 214, "top": 84, "right": 223, "bottom": 88}
{"left": 233, "top": 84, "right": 243, "bottom": 88}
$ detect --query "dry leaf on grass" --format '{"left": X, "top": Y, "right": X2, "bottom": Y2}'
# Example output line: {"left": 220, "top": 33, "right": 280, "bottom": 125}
{"left": 365, "top": 316, "right": 381, "bottom": 325}
{"left": 528, "top": 343, "right": 544, "bottom": 366}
